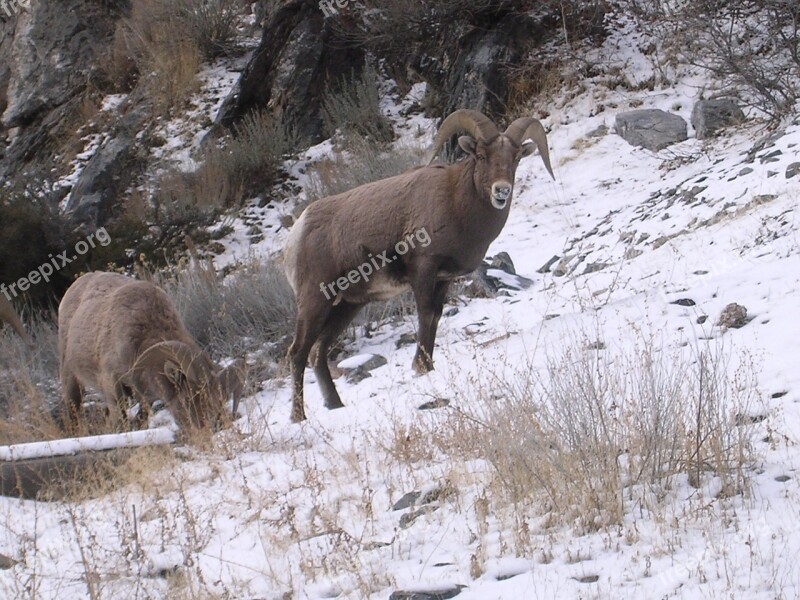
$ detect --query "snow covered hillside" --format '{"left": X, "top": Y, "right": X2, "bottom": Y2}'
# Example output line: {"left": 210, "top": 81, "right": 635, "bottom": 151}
{"left": 3, "top": 12, "right": 800, "bottom": 600}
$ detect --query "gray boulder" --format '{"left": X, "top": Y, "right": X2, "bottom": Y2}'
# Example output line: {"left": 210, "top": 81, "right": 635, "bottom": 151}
{"left": 692, "top": 99, "right": 745, "bottom": 139}
{"left": 615, "top": 109, "right": 688, "bottom": 151}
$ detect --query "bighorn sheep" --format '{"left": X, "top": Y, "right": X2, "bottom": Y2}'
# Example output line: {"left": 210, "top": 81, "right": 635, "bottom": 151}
{"left": 284, "top": 109, "right": 554, "bottom": 421}
{"left": 0, "top": 294, "right": 33, "bottom": 347}
{"left": 57, "top": 272, "right": 244, "bottom": 433}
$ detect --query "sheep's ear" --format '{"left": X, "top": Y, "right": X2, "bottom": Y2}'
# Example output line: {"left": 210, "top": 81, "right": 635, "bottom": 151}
{"left": 164, "top": 361, "right": 185, "bottom": 386}
{"left": 458, "top": 135, "right": 477, "bottom": 156}
{"left": 518, "top": 141, "right": 536, "bottom": 158}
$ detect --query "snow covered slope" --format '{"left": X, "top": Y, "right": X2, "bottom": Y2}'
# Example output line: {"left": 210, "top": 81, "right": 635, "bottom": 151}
{"left": 3, "top": 14, "right": 800, "bottom": 600}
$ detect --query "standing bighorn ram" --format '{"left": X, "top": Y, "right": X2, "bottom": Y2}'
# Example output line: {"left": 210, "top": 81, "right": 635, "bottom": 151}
{"left": 0, "top": 294, "right": 33, "bottom": 347}
{"left": 58, "top": 272, "right": 244, "bottom": 433}
{"left": 284, "top": 109, "right": 554, "bottom": 421}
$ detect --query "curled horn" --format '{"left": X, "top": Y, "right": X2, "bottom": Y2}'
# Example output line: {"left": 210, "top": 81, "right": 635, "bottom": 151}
{"left": 427, "top": 109, "right": 500, "bottom": 165}
{"left": 504, "top": 117, "right": 555, "bottom": 179}
{"left": 134, "top": 341, "right": 212, "bottom": 385}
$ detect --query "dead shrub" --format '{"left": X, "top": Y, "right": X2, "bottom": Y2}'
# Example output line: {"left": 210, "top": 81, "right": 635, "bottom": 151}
{"left": 305, "top": 135, "right": 425, "bottom": 205}
{"left": 199, "top": 110, "right": 300, "bottom": 207}
{"left": 151, "top": 254, "right": 296, "bottom": 385}
{"left": 322, "top": 62, "right": 393, "bottom": 145}
{"left": 447, "top": 336, "right": 757, "bottom": 531}
{"left": 106, "top": 0, "right": 203, "bottom": 114}
{"left": 0, "top": 313, "right": 62, "bottom": 445}
{"left": 620, "top": 0, "right": 800, "bottom": 117}
{"left": 176, "top": 0, "right": 242, "bottom": 60}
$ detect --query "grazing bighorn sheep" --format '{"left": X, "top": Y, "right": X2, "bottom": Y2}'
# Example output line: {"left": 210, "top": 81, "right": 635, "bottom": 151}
{"left": 0, "top": 294, "right": 33, "bottom": 347}
{"left": 284, "top": 109, "right": 554, "bottom": 422}
{"left": 57, "top": 272, "right": 244, "bottom": 433}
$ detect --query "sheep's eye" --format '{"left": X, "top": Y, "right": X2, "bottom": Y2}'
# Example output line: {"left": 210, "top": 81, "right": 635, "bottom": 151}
{"left": 477, "top": 154, "right": 487, "bottom": 161}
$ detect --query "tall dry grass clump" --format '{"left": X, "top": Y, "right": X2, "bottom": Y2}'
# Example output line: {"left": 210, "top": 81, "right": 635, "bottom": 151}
{"left": 102, "top": 0, "right": 246, "bottom": 112}
{"left": 446, "top": 335, "right": 757, "bottom": 531}
{"left": 322, "top": 62, "right": 394, "bottom": 145}
{"left": 0, "top": 313, "right": 63, "bottom": 445}
{"left": 148, "top": 252, "right": 295, "bottom": 386}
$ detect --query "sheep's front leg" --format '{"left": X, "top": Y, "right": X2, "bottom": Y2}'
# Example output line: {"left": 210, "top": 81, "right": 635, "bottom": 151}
{"left": 411, "top": 271, "right": 451, "bottom": 374}
{"left": 57, "top": 373, "right": 83, "bottom": 432}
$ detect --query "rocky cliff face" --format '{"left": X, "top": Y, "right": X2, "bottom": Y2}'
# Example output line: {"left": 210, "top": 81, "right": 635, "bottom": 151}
{"left": 0, "top": 0, "right": 601, "bottom": 305}
{"left": 0, "top": 0, "right": 124, "bottom": 175}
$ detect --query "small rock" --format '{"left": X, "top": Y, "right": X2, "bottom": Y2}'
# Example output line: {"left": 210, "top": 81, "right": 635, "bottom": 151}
{"left": 338, "top": 354, "right": 387, "bottom": 372}
{"left": 574, "top": 575, "right": 600, "bottom": 584}
{"left": 615, "top": 109, "right": 688, "bottom": 151}
{"left": 786, "top": 162, "right": 800, "bottom": 179}
{"left": 738, "top": 167, "right": 754, "bottom": 176}
{"left": 586, "top": 123, "right": 608, "bottom": 138}
{"left": 443, "top": 307, "right": 459, "bottom": 318}
{"left": 717, "top": 303, "right": 748, "bottom": 329}
{"left": 670, "top": 298, "right": 696, "bottom": 307}
{"left": 399, "top": 505, "right": 439, "bottom": 528}
{"left": 418, "top": 398, "right": 450, "bottom": 411}
{"left": 338, "top": 354, "right": 387, "bottom": 384}
{"left": 583, "top": 261, "right": 609, "bottom": 274}
{"left": 0, "top": 553, "right": 15, "bottom": 570}
{"left": 697, "top": 315, "right": 708, "bottom": 324}
{"left": 393, "top": 491, "right": 422, "bottom": 511}
{"left": 537, "top": 255, "right": 560, "bottom": 274}
{"left": 395, "top": 332, "right": 416, "bottom": 349}
{"left": 389, "top": 586, "right": 464, "bottom": 600}
{"left": 775, "top": 475, "right": 791, "bottom": 483}
{"left": 490, "top": 252, "right": 516, "bottom": 275}
{"left": 760, "top": 149, "right": 783, "bottom": 163}
{"left": 393, "top": 484, "right": 457, "bottom": 511}
{"left": 771, "top": 391, "right": 788, "bottom": 399}
{"left": 691, "top": 99, "right": 745, "bottom": 139}
{"left": 464, "top": 265, "right": 498, "bottom": 298}
{"left": 346, "top": 369, "right": 372, "bottom": 384}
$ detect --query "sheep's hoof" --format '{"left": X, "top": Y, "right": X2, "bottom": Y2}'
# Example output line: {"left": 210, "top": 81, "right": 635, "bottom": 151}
{"left": 291, "top": 411, "right": 307, "bottom": 423}
{"left": 325, "top": 398, "right": 345, "bottom": 410}
{"left": 412, "top": 358, "right": 434, "bottom": 375}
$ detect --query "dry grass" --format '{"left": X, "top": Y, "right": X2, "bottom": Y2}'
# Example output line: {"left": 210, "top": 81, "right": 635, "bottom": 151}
{"left": 438, "top": 334, "right": 757, "bottom": 532}
{"left": 148, "top": 253, "right": 296, "bottom": 386}
{"left": 100, "top": 0, "right": 247, "bottom": 114}
{"left": 322, "top": 62, "right": 393, "bottom": 146}
{"left": 0, "top": 313, "right": 62, "bottom": 445}
{"left": 305, "top": 135, "right": 425, "bottom": 207}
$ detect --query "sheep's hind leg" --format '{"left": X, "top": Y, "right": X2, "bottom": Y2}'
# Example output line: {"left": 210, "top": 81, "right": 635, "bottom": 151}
{"left": 314, "top": 301, "right": 362, "bottom": 410}
{"left": 288, "top": 300, "right": 332, "bottom": 422}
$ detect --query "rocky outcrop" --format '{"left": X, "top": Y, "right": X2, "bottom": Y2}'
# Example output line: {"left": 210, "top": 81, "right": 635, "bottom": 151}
{"left": 214, "top": 0, "right": 365, "bottom": 143}
{"left": 615, "top": 109, "right": 688, "bottom": 151}
{"left": 216, "top": 1, "right": 597, "bottom": 140}
{"left": 0, "top": 1, "right": 124, "bottom": 174}
{"left": 692, "top": 99, "right": 745, "bottom": 139}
